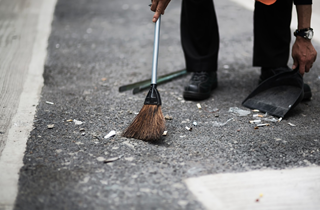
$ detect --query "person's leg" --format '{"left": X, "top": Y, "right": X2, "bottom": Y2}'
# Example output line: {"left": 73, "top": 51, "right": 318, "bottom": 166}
{"left": 181, "top": 0, "right": 220, "bottom": 100}
{"left": 253, "top": 0, "right": 311, "bottom": 100}
{"left": 253, "top": 0, "right": 293, "bottom": 68}
{"left": 181, "top": 0, "right": 219, "bottom": 73}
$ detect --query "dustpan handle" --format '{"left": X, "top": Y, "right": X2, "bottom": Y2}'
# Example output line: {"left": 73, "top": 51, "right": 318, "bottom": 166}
{"left": 151, "top": 15, "right": 161, "bottom": 84}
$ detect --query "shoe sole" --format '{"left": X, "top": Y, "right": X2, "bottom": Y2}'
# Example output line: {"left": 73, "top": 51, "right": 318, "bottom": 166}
{"left": 183, "top": 83, "right": 218, "bottom": 101}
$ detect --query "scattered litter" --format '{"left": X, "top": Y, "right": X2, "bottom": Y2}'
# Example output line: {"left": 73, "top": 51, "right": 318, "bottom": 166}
{"left": 180, "top": 135, "right": 186, "bottom": 138}
{"left": 122, "top": 141, "right": 134, "bottom": 149}
{"left": 223, "top": 64, "right": 230, "bottom": 69}
{"left": 74, "top": 119, "right": 84, "bottom": 125}
{"left": 254, "top": 126, "right": 259, "bottom": 130}
{"left": 253, "top": 114, "right": 265, "bottom": 118}
{"left": 81, "top": 132, "right": 85, "bottom": 136}
{"left": 228, "top": 107, "right": 250, "bottom": 116}
{"left": 256, "top": 123, "right": 270, "bottom": 127}
{"left": 275, "top": 138, "right": 282, "bottom": 141}
{"left": 204, "top": 107, "right": 219, "bottom": 113}
{"left": 197, "top": 103, "right": 202, "bottom": 109}
{"left": 252, "top": 109, "right": 260, "bottom": 112}
{"left": 193, "top": 122, "right": 198, "bottom": 126}
{"left": 46, "top": 101, "right": 54, "bottom": 105}
{"left": 124, "top": 157, "right": 134, "bottom": 161}
{"left": 163, "top": 130, "right": 168, "bottom": 136}
{"left": 212, "top": 118, "right": 233, "bottom": 127}
{"left": 104, "top": 130, "right": 116, "bottom": 139}
{"left": 214, "top": 113, "right": 219, "bottom": 117}
{"left": 134, "top": 112, "right": 139, "bottom": 115}
{"left": 249, "top": 120, "right": 261, "bottom": 124}
{"left": 261, "top": 117, "right": 278, "bottom": 123}
{"left": 288, "top": 122, "right": 296, "bottom": 127}
{"left": 66, "top": 119, "right": 73, "bottom": 122}
{"left": 185, "top": 126, "right": 192, "bottom": 131}
{"left": 165, "top": 115, "right": 173, "bottom": 120}
{"left": 97, "top": 157, "right": 105, "bottom": 162}
{"left": 47, "top": 124, "right": 54, "bottom": 129}
{"left": 79, "top": 128, "right": 85, "bottom": 132}
{"left": 278, "top": 117, "right": 283, "bottom": 122}
{"left": 103, "top": 156, "right": 120, "bottom": 163}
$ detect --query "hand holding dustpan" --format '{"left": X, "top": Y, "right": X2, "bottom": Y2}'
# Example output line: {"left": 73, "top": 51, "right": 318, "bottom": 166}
{"left": 242, "top": 68, "right": 307, "bottom": 118}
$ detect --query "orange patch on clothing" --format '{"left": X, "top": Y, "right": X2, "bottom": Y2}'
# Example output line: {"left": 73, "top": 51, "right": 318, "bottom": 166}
{"left": 256, "top": 0, "right": 277, "bottom": 5}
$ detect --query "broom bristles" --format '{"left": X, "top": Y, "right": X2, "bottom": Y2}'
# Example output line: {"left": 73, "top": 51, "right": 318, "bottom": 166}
{"left": 123, "top": 104, "right": 165, "bottom": 141}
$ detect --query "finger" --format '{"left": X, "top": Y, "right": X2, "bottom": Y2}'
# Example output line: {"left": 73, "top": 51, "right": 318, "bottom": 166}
{"left": 305, "top": 63, "right": 313, "bottom": 73}
{"left": 292, "top": 59, "right": 298, "bottom": 70}
{"left": 299, "top": 62, "right": 306, "bottom": 76}
{"left": 153, "top": 11, "right": 160, "bottom": 22}
{"left": 153, "top": 2, "right": 164, "bottom": 22}
{"left": 150, "top": 0, "right": 158, "bottom": 12}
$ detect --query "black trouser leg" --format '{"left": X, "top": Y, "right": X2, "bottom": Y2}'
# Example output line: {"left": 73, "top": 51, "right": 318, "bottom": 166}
{"left": 253, "top": 0, "right": 293, "bottom": 68}
{"left": 181, "top": 0, "right": 219, "bottom": 72}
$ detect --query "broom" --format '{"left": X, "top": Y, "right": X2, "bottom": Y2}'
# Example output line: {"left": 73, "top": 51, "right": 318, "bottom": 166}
{"left": 122, "top": 15, "right": 165, "bottom": 141}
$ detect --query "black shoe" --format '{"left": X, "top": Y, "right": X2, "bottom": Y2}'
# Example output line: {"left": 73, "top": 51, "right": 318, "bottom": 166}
{"left": 259, "top": 66, "right": 312, "bottom": 101}
{"left": 183, "top": 71, "right": 218, "bottom": 100}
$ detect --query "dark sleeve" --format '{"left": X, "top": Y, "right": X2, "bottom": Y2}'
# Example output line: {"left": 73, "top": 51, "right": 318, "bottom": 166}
{"left": 294, "top": 0, "right": 312, "bottom": 5}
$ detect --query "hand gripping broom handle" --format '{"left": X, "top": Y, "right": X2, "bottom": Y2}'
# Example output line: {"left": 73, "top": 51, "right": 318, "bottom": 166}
{"left": 144, "top": 15, "right": 162, "bottom": 105}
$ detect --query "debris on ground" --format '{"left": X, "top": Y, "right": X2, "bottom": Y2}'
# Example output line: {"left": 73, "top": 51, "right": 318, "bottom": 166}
{"left": 103, "top": 155, "right": 123, "bottom": 163}
{"left": 228, "top": 107, "right": 250, "bottom": 116}
{"left": 162, "top": 131, "right": 168, "bottom": 136}
{"left": 288, "top": 122, "right": 296, "bottom": 127}
{"left": 253, "top": 114, "right": 265, "bottom": 118}
{"left": 250, "top": 120, "right": 261, "bottom": 124}
{"left": 104, "top": 130, "right": 116, "bottom": 139}
{"left": 185, "top": 126, "right": 192, "bottom": 131}
{"left": 164, "top": 115, "right": 173, "bottom": 120}
{"left": 212, "top": 118, "right": 233, "bottom": 127}
{"left": 74, "top": 119, "right": 84, "bottom": 125}
{"left": 79, "top": 128, "right": 85, "bottom": 132}
{"left": 45, "top": 101, "right": 54, "bottom": 105}
{"left": 197, "top": 103, "right": 202, "bottom": 109}
{"left": 256, "top": 123, "right": 270, "bottom": 127}
{"left": 223, "top": 64, "right": 230, "bottom": 69}
{"left": 193, "top": 122, "right": 198, "bottom": 126}
{"left": 261, "top": 117, "right": 278, "bottom": 122}
{"left": 66, "top": 119, "right": 73, "bottom": 122}
{"left": 47, "top": 124, "right": 55, "bottom": 129}
{"left": 252, "top": 109, "right": 260, "bottom": 112}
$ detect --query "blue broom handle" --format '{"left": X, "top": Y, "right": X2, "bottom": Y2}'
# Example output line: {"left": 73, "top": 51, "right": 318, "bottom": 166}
{"left": 151, "top": 15, "right": 161, "bottom": 85}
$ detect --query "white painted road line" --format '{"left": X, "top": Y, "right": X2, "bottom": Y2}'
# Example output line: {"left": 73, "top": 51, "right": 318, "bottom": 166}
{"left": 230, "top": 0, "right": 320, "bottom": 43}
{"left": 0, "top": 0, "right": 57, "bottom": 209}
{"left": 185, "top": 167, "right": 320, "bottom": 210}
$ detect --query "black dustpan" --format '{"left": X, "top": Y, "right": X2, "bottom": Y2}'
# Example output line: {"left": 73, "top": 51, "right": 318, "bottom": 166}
{"left": 242, "top": 68, "right": 304, "bottom": 118}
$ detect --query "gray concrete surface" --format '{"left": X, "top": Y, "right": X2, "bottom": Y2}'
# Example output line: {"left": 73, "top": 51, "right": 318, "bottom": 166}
{"left": 186, "top": 167, "right": 320, "bottom": 210}
{"left": 1, "top": 0, "right": 320, "bottom": 209}
{"left": 0, "top": 1, "right": 56, "bottom": 209}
